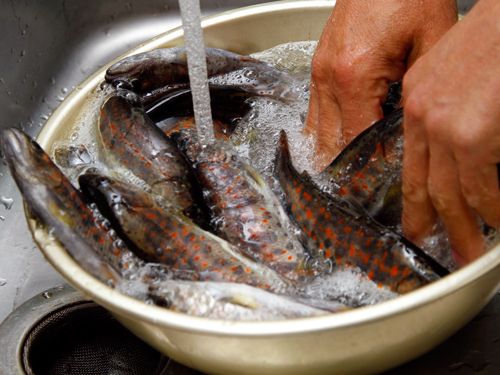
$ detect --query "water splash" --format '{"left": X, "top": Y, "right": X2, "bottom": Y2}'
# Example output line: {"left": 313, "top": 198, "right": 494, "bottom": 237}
{"left": 178, "top": 0, "right": 214, "bottom": 147}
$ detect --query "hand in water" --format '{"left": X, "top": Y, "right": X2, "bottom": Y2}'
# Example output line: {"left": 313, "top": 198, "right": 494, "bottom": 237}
{"left": 305, "top": 0, "right": 457, "bottom": 170}
{"left": 402, "top": 0, "right": 500, "bottom": 265}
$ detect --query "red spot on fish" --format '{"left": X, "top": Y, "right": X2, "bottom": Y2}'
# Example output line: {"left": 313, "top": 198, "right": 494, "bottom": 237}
{"left": 344, "top": 226, "right": 352, "bottom": 233}
{"left": 368, "top": 271, "right": 374, "bottom": 280}
{"left": 349, "top": 245, "right": 355, "bottom": 256}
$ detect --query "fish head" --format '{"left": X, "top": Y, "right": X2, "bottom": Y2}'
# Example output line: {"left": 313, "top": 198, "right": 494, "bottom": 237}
{"left": 79, "top": 174, "right": 156, "bottom": 214}
{"left": 1, "top": 128, "right": 64, "bottom": 189}
{"left": 105, "top": 49, "right": 189, "bottom": 92}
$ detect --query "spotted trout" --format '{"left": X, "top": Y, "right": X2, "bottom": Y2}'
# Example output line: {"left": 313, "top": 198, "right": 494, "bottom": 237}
{"left": 315, "top": 108, "right": 404, "bottom": 227}
{"left": 0, "top": 128, "right": 139, "bottom": 285}
{"left": 105, "top": 47, "right": 300, "bottom": 101}
{"left": 274, "top": 130, "right": 449, "bottom": 294}
{"left": 79, "top": 174, "right": 293, "bottom": 294}
{"left": 97, "top": 93, "right": 207, "bottom": 226}
{"left": 160, "top": 117, "right": 311, "bottom": 282}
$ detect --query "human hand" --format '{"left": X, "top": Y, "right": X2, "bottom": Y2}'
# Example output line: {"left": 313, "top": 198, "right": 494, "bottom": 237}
{"left": 305, "top": 0, "right": 457, "bottom": 170}
{"left": 401, "top": 0, "right": 500, "bottom": 265}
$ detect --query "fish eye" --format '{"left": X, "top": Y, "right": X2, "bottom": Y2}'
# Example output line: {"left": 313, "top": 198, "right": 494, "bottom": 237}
{"left": 29, "top": 139, "right": 43, "bottom": 152}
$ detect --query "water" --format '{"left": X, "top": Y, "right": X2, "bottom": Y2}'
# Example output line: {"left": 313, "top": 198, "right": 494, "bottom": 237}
{"left": 49, "top": 41, "right": 406, "bottom": 311}
{"left": 178, "top": 0, "right": 215, "bottom": 147}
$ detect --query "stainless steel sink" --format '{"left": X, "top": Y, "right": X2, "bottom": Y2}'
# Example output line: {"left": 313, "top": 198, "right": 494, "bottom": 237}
{"left": 0, "top": 0, "right": 273, "bottom": 324}
{"left": 3, "top": 2, "right": 496, "bottom": 375}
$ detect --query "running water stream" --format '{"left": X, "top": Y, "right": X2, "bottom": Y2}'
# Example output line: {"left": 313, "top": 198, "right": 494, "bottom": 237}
{"left": 178, "top": 0, "right": 215, "bottom": 146}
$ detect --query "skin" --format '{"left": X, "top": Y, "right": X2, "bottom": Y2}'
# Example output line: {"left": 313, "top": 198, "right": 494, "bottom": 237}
{"left": 306, "top": 0, "right": 500, "bottom": 264}
{"left": 305, "top": 0, "right": 457, "bottom": 170}
{"left": 402, "top": 0, "right": 500, "bottom": 264}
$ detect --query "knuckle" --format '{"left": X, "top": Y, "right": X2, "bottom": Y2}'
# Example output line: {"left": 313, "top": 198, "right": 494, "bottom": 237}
{"left": 402, "top": 91, "right": 426, "bottom": 124}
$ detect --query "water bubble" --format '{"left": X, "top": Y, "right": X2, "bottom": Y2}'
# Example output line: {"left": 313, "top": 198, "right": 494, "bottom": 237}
{"left": 41, "top": 292, "right": 52, "bottom": 299}
{"left": 61, "top": 87, "right": 68, "bottom": 94}
{"left": 20, "top": 50, "right": 25, "bottom": 57}
{"left": 0, "top": 278, "right": 6, "bottom": 286}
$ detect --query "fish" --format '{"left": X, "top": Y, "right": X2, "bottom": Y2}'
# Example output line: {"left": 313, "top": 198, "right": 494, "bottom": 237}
{"left": 78, "top": 173, "right": 293, "bottom": 294}
{"left": 315, "top": 108, "right": 405, "bottom": 228}
{"left": 0, "top": 128, "right": 139, "bottom": 285}
{"left": 105, "top": 47, "right": 301, "bottom": 102}
{"left": 96, "top": 93, "right": 208, "bottom": 226}
{"left": 274, "top": 130, "right": 449, "bottom": 294}
{"left": 160, "top": 117, "right": 312, "bottom": 282}
{"left": 145, "top": 280, "right": 346, "bottom": 320}
{"left": 145, "top": 84, "right": 254, "bottom": 127}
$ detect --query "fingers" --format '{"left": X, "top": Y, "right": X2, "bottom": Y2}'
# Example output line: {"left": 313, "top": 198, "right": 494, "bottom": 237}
{"left": 305, "top": 49, "right": 398, "bottom": 171}
{"left": 304, "top": 74, "right": 343, "bottom": 170}
{"left": 456, "top": 150, "right": 500, "bottom": 230}
{"left": 402, "top": 98, "right": 486, "bottom": 264}
{"left": 425, "top": 124, "right": 485, "bottom": 263}
{"left": 401, "top": 105, "right": 438, "bottom": 245}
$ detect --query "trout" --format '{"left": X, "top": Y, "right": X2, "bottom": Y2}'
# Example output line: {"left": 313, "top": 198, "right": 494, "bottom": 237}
{"left": 274, "top": 130, "right": 449, "bottom": 294}
{"left": 97, "top": 93, "right": 207, "bottom": 226}
{"left": 163, "top": 118, "right": 311, "bottom": 282}
{"left": 105, "top": 47, "right": 300, "bottom": 101}
{"left": 146, "top": 280, "right": 345, "bottom": 320}
{"left": 1, "top": 128, "right": 138, "bottom": 285}
{"left": 79, "top": 174, "right": 292, "bottom": 294}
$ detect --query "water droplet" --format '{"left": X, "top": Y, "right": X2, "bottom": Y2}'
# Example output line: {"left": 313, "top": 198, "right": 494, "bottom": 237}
{"left": 54, "top": 284, "right": 65, "bottom": 290}
{"left": 61, "top": 87, "right": 68, "bottom": 94}
{"left": 0, "top": 216, "right": 5, "bottom": 221}
{"left": 0, "top": 278, "right": 6, "bottom": 286}
{"left": 20, "top": 50, "right": 25, "bottom": 57}
{"left": 40, "top": 114, "right": 49, "bottom": 121}
{"left": 50, "top": 77, "right": 56, "bottom": 85}
{"left": 33, "top": 80, "right": 37, "bottom": 88}
{"left": 41, "top": 292, "right": 52, "bottom": 299}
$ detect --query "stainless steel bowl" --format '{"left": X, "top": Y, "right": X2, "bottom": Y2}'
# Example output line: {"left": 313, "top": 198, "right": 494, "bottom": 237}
{"left": 28, "top": 1, "right": 500, "bottom": 374}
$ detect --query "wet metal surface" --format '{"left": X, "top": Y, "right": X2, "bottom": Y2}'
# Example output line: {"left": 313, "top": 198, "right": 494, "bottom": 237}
{"left": 2, "top": 0, "right": 498, "bottom": 373}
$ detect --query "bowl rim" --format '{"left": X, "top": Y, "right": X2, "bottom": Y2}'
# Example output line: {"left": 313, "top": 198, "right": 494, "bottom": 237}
{"left": 31, "top": 0, "right": 500, "bottom": 338}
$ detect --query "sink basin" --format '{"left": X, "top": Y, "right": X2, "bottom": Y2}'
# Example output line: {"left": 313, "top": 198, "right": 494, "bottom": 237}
{"left": 2, "top": 1, "right": 497, "bottom": 375}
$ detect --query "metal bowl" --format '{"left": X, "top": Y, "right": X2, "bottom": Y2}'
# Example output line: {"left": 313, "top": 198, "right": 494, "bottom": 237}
{"left": 29, "top": 1, "right": 500, "bottom": 374}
